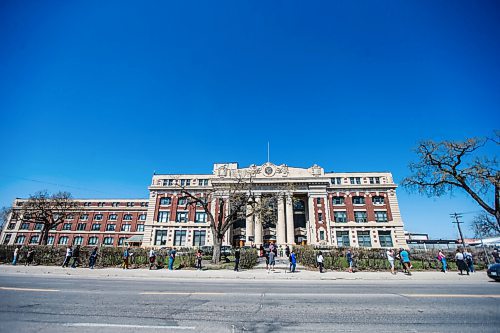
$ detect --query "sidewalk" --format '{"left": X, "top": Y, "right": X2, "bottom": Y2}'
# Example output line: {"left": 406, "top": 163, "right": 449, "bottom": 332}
{"left": 0, "top": 263, "right": 490, "bottom": 283}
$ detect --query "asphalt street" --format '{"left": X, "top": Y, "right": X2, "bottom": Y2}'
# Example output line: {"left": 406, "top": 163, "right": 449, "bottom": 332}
{"left": 0, "top": 274, "right": 499, "bottom": 333}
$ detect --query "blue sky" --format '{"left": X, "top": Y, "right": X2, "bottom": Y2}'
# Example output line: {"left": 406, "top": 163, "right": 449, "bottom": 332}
{"left": 0, "top": 1, "right": 498, "bottom": 239}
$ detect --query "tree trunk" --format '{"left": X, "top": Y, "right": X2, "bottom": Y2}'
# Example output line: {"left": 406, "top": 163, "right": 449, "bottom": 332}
{"left": 211, "top": 236, "right": 223, "bottom": 264}
{"left": 39, "top": 226, "right": 50, "bottom": 245}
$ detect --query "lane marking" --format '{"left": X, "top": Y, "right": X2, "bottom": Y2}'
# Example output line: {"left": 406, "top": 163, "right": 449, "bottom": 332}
{"left": 0, "top": 287, "right": 59, "bottom": 292}
{"left": 64, "top": 323, "right": 195, "bottom": 330}
{"left": 140, "top": 292, "right": 225, "bottom": 295}
{"left": 402, "top": 294, "right": 500, "bottom": 298}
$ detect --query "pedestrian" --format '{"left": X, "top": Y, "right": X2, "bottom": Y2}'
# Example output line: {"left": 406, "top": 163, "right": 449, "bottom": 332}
{"left": 62, "top": 246, "right": 72, "bottom": 268}
{"left": 437, "top": 250, "right": 447, "bottom": 273}
{"left": 399, "top": 248, "right": 412, "bottom": 275}
{"left": 89, "top": 247, "right": 98, "bottom": 269}
{"left": 264, "top": 249, "right": 270, "bottom": 270}
{"left": 455, "top": 249, "right": 469, "bottom": 275}
{"left": 122, "top": 247, "right": 131, "bottom": 269}
{"left": 386, "top": 248, "right": 395, "bottom": 275}
{"left": 290, "top": 250, "right": 297, "bottom": 273}
{"left": 279, "top": 245, "right": 283, "bottom": 257}
{"left": 493, "top": 248, "right": 500, "bottom": 264}
{"left": 195, "top": 249, "right": 202, "bottom": 271}
{"left": 346, "top": 249, "right": 354, "bottom": 273}
{"left": 168, "top": 247, "right": 176, "bottom": 270}
{"left": 12, "top": 246, "right": 20, "bottom": 265}
{"left": 149, "top": 248, "right": 156, "bottom": 270}
{"left": 234, "top": 248, "right": 240, "bottom": 272}
{"left": 285, "top": 245, "right": 290, "bottom": 258}
{"left": 268, "top": 249, "right": 276, "bottom": 272}
{"left": 25, "top": 248, "right": 34, "bottom": 266}
{"left": 464, "top": 249, "right": 474, "bottom": 273}
{"left": 71, "top": 245, "right": 81, "bottom": 268}
{"left": 396, "top": 249, "right": 406, "bottom": 273}
{"left": 317, "top": 251, "right": 324, "bottom": 273}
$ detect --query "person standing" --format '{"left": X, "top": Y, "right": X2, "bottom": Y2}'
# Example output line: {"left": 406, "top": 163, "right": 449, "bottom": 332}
{"left": 386, "top": 248, "right": 395, "bottom": 275}
{"left": 12, "top": 246, "right": 20, "bottom": 265}
{"left": 195, "top": 249, "right": 202, "bottom": 271}
{"left": 149, "top": 248, "right": 156, "bottom": 270}
{"left": 62, "top": 246, "right": 72, "bottom": 268}
{"left": 290, "top": 250, "right": 297, "bottom": 273}
{"left": 168, "top": 247, "right": 176, "bottom": 270}
{"left": 71, "top": 245, "right": 81, "bottom": 268}
{"left": 279, "top": 245, "right": 283, "bottom": 257}
{"left": 268, "top": 249, "right": 276, "bottom": 272}
{"left": 455, "top": 249, "right": 469, "bottom": 275}
{"left": 89, "top": 247, "right": 98, "bottom": 269}
{"left": 346, "top": 249, "right": 354, "bottom": 273}
{"left": 259, "top": 245, "right": 264, "bottom": 257}
{"left": 437, "top": 250, "right": 447, "bottom": 273}
{"left": 399, "top": 248, "right": 411, "bottom": 275}
{"left": 492, "top": 248, "right": 500, "bottom": 264}
{"left": 317, "top": 251, "right": 324, "bottom": 273}
{"left": 234, "top": 248, "right": 240, "bottom": 272}
{"left": 25, "top": 248, "right": 34, "bottom": 266}
{"left": 122, "top": 247, "right": 131, "bottom": 269}
{"left": 464, "top": 249, "right": 474, "bottom": 273}
{"left": 285, "top": 245, "right": 290, "bottom": 258}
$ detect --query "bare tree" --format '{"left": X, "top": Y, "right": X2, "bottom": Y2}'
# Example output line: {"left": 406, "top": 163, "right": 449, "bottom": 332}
{"left": 0, "top": 206, "right": 12, "bottom": 230}
{"left": 16, "top": 191, "right": 81, "bottom": 245}
{"left": 471, "top": 212, "right": 500, "bottom": 238}
{"left": 179, "top": 173, "right": 290, "bottom": 264}
{"left": 402, "top": 133, "right": 499, "bottom": 228}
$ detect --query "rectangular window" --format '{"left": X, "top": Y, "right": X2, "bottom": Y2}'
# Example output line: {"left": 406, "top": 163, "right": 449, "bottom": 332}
{"left": 372, "top": 196, "right": 385, "bottom": 205}
{"left": 73, "top": 236, "right": 83, "bottom": 245}
{"left": 58, "top": 236, "right": 69, "bottom": 245}
{"left": 108, "top": 214, "right": 118, "bottom": 221}
{"left": 3, "top": 234, "right": 12, "bottom": 244}
{"left": 176, "top": 212, "right": 188, "bottom": 223}
{"left": 375, "top": 211, "right": 388, "bottom": 222}
{"left": 319, "top": 230, "right": 325, "bottom": 241}
{"left": 155, "top": 230, "right": 168, "bottom": 246}
{"left": 137, "top": 224, "right": 144, "bottom": 232}
{"left": 63, "top": 223, "right": 72, "bottom": 230}
{"left": 121, "top": 224, "right": 131, "bottom": 232}
{"left": 88, "top": 237, "right": 98, "bottom": 245}
{"left": 350, "top": 177, "right": 361, "bottom": 185}
{"left": 106, "top": 224, "right": 116, "bottom": 231}
{"left": 195, "top": 212, "right": 207, "bottom": 223}
{"left": 15, "top": 235, "right": 26, "bottom": 244}
{"left": 7, "top": 223, "right": 15, "bottom": 230}
{"left": 369, "top": 177, "right": 380, "bottom": 184}
{"left": 378, "top": 231, "right": 393, "bottom": 247}
{"left": 334, "top": 211, "right": 347, "bottom": 223}
{"left": 352, "top": 196, "right": 365, "bottom": 205}
{"left": 316, "top": 198, "right": 321, "bottom": 205}
{"left": 357, "top": 231, "right": 372, "bottom": 247}
{"left": 103, "top": 237, "right": 114, "bottom": 246}
{"left": 332, "top": 196, "right": 344, "bottom": 205}
{"left": 158, "top": 211, "right": 170, "bottom": 223}
{"left": 354, "top": 211, "right": 367, "bottom": 223}
{"left": 160, "top": 197, "right": 172, "bottom": 205}
{"left": 193, "top": 230, "right": 206, "bottom": 246}
{"left": 34, "top": 223, "right": 43, "bottom": 230}
{"left": 178, "top": 197, "right": 187, "bottom": 206}
{"left": 77, "top": 223, "right": 87, "bottom": 231}
{"left": 174, "top": 230, "right": 187, "bottom": 246}
{"left": 29, "top": 235, "right": 39, "bottom": 244}
{"left": 336, "top": 231, "right": 350, "bottom": 247}
{"left": 20, "top": 223, "right": 30, "bottom": 230}
{"left": 204, "top": 179, "right": 209, "bottom": 186}
{"left": 91, "top": 223, "right": 101, "bottom": 231}
{"left": 47, "top": 236, "right": 54, "bottom": 245}
{"left": 318, "top": 212, "right": 323, "bottom": 223}
{"left": 331, "top": 177, "right": 342, "bottom": 185}
{"left": 118, "top": 237, "right": 126, "bottom": 246}
{"left": 80, "top": 214, "right": 89, "bottom": 221}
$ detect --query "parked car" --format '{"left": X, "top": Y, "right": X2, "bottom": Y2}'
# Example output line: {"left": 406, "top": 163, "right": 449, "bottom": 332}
{"left": 487, "top": 263, "right": 500, "bottom": 282}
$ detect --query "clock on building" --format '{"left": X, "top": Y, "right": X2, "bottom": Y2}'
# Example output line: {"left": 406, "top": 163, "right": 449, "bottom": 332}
{"left": 264, "top": 166, "right": 273, "bottom": 176}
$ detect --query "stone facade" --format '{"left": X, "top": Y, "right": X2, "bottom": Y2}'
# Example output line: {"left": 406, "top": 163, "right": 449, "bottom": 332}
{"left": 0, "top": 162, "right": 408, "bottom": 249}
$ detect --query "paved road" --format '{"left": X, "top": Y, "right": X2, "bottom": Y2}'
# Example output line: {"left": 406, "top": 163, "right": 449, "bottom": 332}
{"left": 0, "top": 274, "right": 499, "bottom": 333}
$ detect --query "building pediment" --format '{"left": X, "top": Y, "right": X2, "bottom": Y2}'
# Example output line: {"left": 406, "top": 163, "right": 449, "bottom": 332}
{"left": 213, "top": 162, "right": 324, "bottom": 178}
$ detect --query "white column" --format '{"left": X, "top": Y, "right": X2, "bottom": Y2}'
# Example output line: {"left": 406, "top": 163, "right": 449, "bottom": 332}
{"left": 245, "top": 203, "right": 254, "bottom": 243}
{"left": 286, "top": 194, "right": 295, "bottom": 246}
{"left": 307, "top": 195, "right": 317, "bottom": 245}
{"left": 254, "top": 196, "right": 263, "bottom": 246}
{"left": 277, "top": 196, "right": 286, "bottom": 246}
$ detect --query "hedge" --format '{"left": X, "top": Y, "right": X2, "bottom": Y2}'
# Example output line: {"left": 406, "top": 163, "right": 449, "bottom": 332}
{"left": 294, "top": 245, "right": 491, "bottom": 271}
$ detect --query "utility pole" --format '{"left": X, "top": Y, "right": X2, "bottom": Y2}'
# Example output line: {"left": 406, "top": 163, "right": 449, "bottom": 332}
{"left": 451, "top": 212, "right": 466, "bottom": 248}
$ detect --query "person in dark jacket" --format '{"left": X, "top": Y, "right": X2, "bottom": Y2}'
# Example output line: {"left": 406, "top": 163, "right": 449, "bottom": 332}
{"left": 71, "top": 245, "right": 81, "bottom": 268}
{"left": 89, "top": 247, "right": 98, "bottom": 269}
{"left": 234, "top": 248, "right": 241, "bottom": 272}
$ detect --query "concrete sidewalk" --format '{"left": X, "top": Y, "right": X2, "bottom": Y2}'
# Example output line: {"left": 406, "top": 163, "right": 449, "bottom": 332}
{"left": 0, "top": 264, "right": 491, "bottom": 283}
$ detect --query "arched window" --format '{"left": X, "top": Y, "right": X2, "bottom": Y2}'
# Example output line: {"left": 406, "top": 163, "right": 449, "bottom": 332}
{"left": 123, "top": 214, "right": 133, "bottom": 221}
{"left": 73, "top": 236, "right": 83, "bottom": 245}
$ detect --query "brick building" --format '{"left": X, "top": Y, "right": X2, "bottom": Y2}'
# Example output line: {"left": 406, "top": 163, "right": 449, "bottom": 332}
{"left": 1, "top": 162, "right": 408, "bottom": 249}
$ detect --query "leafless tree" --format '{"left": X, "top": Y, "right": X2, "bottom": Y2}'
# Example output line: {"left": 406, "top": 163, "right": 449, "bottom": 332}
{"left": 0, "top": 206, "right": 11, "bottom": 230}
{"left": 179, "top": 172, "right": 292, "bottom": 264}
{"left": 402, "top": 133, "right": 499, "bottom": 228}
{"left": 471, "top": 212, "right": 500, "bottom": 238}
{"left": 16, "top": 191, "right": 81, "bottom": 245}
